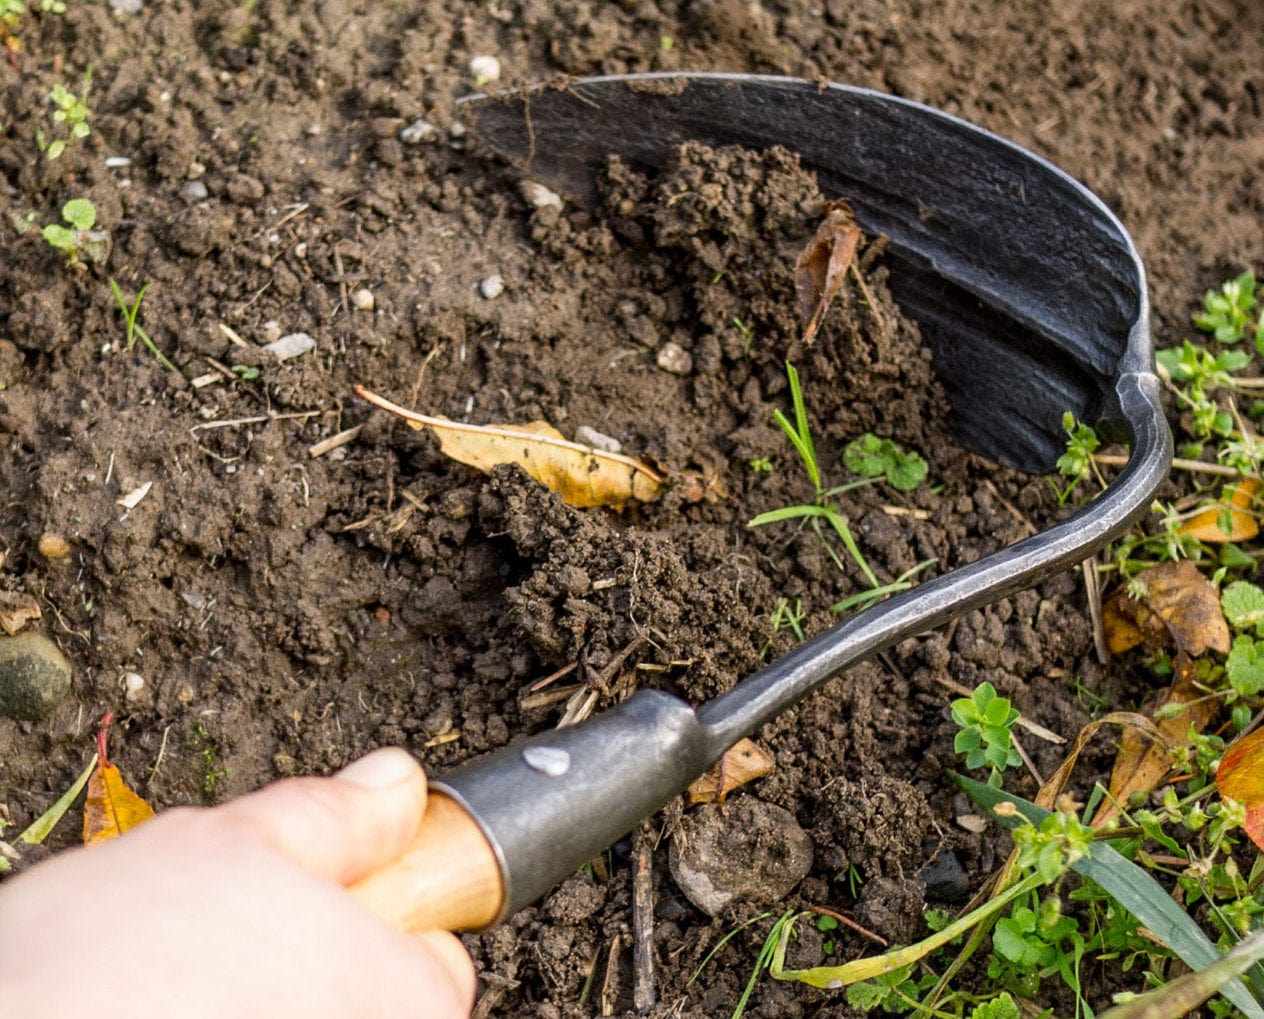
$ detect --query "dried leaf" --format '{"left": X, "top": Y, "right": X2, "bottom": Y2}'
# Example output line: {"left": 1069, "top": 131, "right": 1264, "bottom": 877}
{"left": 83, "top": 713, "right": 155, "bottom": 845}
{"left": 0, "top": 590, "right": 41, "bottom": 636}
{"left": 794, "top": 201, "right": 861, "bottom": 346}
{"left": 1093, "top": 654, "right": 1216, "bottom": 827}
{"left": 685, "top": 738, "right": 775, "bottom": 805}
{"left": 355, "top": 386, "right": 665, "bottom": 508}
{"left": 1179, "top": 477, "right": 1262, "bottom": 543}
{"left": 1216, "top": 726, "right": 1264, "bottom": 851}
{"left": 1102, "top": 560, "right": 1230, "bottom": 657}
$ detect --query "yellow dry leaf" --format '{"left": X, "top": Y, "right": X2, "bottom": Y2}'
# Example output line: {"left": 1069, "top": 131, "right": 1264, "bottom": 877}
{"left": 83, "top": 713, "right": 155, "bottom": 845}
{"left": 83, "top": 763, "right": 155, "bottom": 844}
{"left": 794, "top": 200, "right": 862, "bottom": 347}
{"left": 1093, "top": 654, "right": 1216, "bottom": 827}
{"left": 1179, "top": 476, "right": 1262, "bottom": 543}
{"left": 355, "top": 386, "right": 665, "bottom": 508}
{"left": 1102, "top": 560, "right": 1230, "bottom": 657}
{"left": 685, "top": 738, "right": 775, "bottom": 805}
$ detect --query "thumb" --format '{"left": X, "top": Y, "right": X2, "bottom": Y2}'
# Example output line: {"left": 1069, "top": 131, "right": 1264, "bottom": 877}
{"left": 216, "top": 747, "right": 429, "bottom": 886}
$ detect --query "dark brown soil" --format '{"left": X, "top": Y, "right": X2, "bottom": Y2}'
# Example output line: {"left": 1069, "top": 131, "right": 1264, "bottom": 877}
{"left": 2, "top": 3, "right": 1260, "bottom": 1017}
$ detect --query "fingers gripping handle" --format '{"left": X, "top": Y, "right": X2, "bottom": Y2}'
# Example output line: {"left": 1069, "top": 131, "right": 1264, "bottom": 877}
{"left": 352, "top": 690, "right": 713, "bottom": 931}
{"left": 350, "top": 791, "right": 505, "bottom": 932}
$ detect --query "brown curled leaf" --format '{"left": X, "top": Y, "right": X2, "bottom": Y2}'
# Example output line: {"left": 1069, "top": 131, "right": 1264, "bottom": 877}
{"left": 685, "top": 738, "right": 776, "bottom": 805}
{"left": 794, "top": 200, "right": 861, "bottom": 346}
{"left": 1102, "top": 560, "right": 1230, "bottom": 657}
{"left": 1092, "top": 652, "right": 1216, "bottom": 827}
{"left": 355, "top": 386, "right": 665, "bottom": 509}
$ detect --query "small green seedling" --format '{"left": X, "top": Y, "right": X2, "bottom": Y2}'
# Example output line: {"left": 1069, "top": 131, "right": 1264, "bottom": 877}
{"left": 1193, "top": 269, "right": 1260, "bottom": 346}
{"left": 951, "top": 681, "right": 1021, "bottom": 786}
{"left": 42, "top": 197, "right": 96, "bottom": 260}
{"left": 38, "top": 70, "right": 92, "bottom": 160}
{"left": 843, "top": 433, "right": 928, "bottom": 491}
{"left": 747, "top": 456, "right": 773, "bottom": 474}
{"left": 108, "top": 278, "right": 177, "bottom": 372}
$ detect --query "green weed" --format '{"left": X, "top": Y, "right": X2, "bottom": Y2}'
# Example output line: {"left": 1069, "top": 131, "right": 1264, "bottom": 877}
{"left": 37, "top": 69, "right": 91, "bottom": 160}
{"left": 108, "top": 278, "right": 177, "bottom": 372}
{"left": 951, "top": 681, "right": 1022, "bottom": 787}
{"left": 843, "top": 432, "right": 928, "bottom": 491}
{"left": 41, "top": 196, "right": 97, "bottom": 265}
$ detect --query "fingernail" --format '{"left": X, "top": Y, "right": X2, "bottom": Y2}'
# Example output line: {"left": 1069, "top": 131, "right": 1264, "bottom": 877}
{"left": 336, "top": 747, "right": 418, "bottom": 790}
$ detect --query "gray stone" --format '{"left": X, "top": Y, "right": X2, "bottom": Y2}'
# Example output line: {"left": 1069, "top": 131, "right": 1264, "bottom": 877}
{"left": 263, "top": 332, "right": 316, "bottom": 361}
{"left": 669, "top": 797, "right": 813, "bottom": 917}
{"left": 0, "top": 632, "right": 72, "bottom": 721}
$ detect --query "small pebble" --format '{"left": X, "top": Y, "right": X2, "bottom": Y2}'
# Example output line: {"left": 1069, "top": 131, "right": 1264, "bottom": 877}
{"left": 656, "top": 341, "right": 693, "bottom": 375}
{"left": 448, "top": 122, "right": 468, "bottom": 140}
{"left": 574, "top": 425, "right": 621, "bottom": 454}
{"left": 187, "top": 161, "right": 206, "bottom": 180}
{"left": 123, "top": 671, "right": 145, "bottom": 701}
{"left": 104, "top": 156, "right": 132, "bottom": 169}
{"left": 263, "top": 332, "right": 316, "bottom": 361}
{"left": 38, "top": 533, "right": 71, "bottom": 559}
{"left": 469, "top": 54, "right": 501, "bottom": 84}
{"left": 350, "top": 288, "right": 375, "bottom": 312}
{"left": 479, "top": 275, "right": 504, "bottom": 300}
{"left": 0, "top": 632, "right": 72, "bottom": 721}
{"left": 109, "top": 0, "right": 142, "bottom": 14}
{"left": 519, "top": 180, "right": 562, "bottom": 210}
{"left": 399, "top": 118, "right": 437, "bottom": 145}
{"left": 179, "top": 180, "right": 209, "bottom": 203}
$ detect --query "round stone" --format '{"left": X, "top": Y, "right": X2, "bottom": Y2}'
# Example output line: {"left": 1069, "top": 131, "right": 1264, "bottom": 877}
{"left": 668, "top": 797, "right": 813, "bottom": 917}
{"left": 0, "top": 632, "right": 72, "bottom": 721}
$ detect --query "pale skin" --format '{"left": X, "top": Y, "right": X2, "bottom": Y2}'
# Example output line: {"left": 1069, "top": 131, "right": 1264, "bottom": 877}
{"left": 0, "top": 747, "right": 476, "bottom": 1018}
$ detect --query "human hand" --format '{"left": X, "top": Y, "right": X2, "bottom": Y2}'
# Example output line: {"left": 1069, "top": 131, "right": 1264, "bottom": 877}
{"left": 0, "top": 747, "right": 475, "bottom": 1018}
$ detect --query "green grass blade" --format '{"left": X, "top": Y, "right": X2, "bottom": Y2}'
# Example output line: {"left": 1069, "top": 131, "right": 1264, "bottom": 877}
{"left": 1098, "top": 926, "right": 1264, "bottom": 1019}
{"left": 18, "top": 753, "right": 96, "bottom": 846}
{"left": 748, "top": 503, "right": 831, "bottom": 527}
{"left": 952, "top": 773, "right": 1264, "bottom": 1019}
{"left": 821, "top": 509, "right": 879, "bottom": 587}
{"left": 783, "top": 362, "right": 820, "bottom": 492}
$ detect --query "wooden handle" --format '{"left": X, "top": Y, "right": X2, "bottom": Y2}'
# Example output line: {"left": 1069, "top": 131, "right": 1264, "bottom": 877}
{"left": 351, "top": 791, "right": 505, "bottom": 932}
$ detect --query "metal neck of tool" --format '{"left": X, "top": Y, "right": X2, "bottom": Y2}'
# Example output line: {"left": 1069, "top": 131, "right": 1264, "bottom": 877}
{"left": 696, "top": 369, "right": 1170, "bottom": 759}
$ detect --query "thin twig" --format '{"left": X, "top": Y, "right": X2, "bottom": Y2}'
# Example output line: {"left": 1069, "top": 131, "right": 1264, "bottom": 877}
{"left": 806, "top": 905, "right": 889, "bottom": 949}
{"left": 601, "top": 933, "right": 623, "bottom": 1017}
{"left": 1010, "top": 730, "right": 1045, "bottom": 786}
{"left": 632, "top": 829, "right": 656, "bottom": 1014}
{"left": 1082, "top": 556, "right": 1109, "bottom": 665}
{"left": 982, "top": 479, "right": 1037, "bottom": 537}
{"left": 190, "top": 410, "right": 320, "bottom": 431}
{"left": 308, "top": 424, "right": 363, "bottom": 458}
{"left": 1095, "top": 452, "right": 1242, "bottom": 478}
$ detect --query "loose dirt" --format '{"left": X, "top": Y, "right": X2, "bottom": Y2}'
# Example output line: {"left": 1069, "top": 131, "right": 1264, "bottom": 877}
{"left": 2, "top": 3, "right": 1261, "bottom": 1016}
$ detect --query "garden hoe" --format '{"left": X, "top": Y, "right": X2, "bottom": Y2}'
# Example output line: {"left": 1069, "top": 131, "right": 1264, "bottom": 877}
{"left": 349, "top": 74, "right": 1172, "bottom": 932}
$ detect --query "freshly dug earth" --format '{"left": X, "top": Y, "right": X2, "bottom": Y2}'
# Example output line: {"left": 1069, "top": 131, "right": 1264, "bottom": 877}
{"left": 1, "top": 3, "right": 1260, "bottom": 1017}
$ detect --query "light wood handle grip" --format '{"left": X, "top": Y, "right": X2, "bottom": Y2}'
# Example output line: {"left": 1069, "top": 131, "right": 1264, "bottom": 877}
{"left": 351, "top": 790, "right": 505, "bottom": 932}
